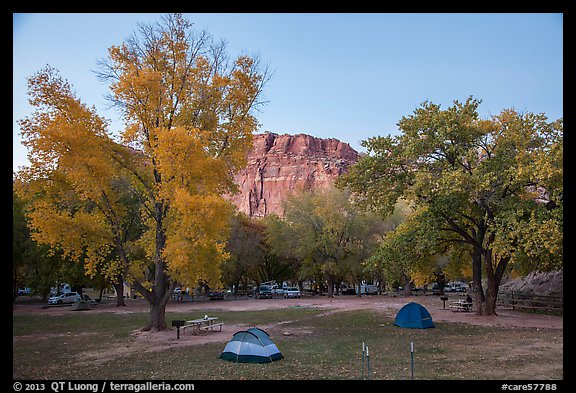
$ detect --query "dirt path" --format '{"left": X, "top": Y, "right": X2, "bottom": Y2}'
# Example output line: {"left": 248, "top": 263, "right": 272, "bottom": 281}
{"left": 14, "top": 294, "right": 563, "bottom": 329}
{"left": 14, "top": 294, "right": 562, "bottom": 339}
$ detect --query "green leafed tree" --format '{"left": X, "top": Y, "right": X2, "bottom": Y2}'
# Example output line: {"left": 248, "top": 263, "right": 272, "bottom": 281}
{"left": 266, "top": 186, "right": 383, "bottom": 297}
{"left": 222, "top": 212, "right": 299, "bottom": 295}
{"left": 339, "top": 97, "right": 562, "bottom": 315}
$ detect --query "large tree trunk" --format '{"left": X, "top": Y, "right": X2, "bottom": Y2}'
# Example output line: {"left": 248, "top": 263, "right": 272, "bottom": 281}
{"left": 483, "top": 253, "right": 499, "bottom": 316}
{"left": 402, "top": 273, "right": 412, "bottom": 296}
{"left": 145, "top": 287, "right": 173, "bottom": 332}
{"left": 484, "top": 280, "right": 499, "bottom": 316}
{"left": 482, "top": 249, "right": 510, "bottom": 316}
{"left": 112, "top": 275, "right": 126, "bottom": 307}
{"left": 137, "top": 198, "right": 174, "bottom": 331}
{"left": 148, "top": 301, "right": 166, "bottom": 331}
{"left": 471, "top": 245, "right": 484, "bottom": 316}
{"left": 326, "top": 275, "right": 335, "bottom": 297}
{"left": 482, "top": 245, "right": 510, "bottom": 315}
{"left": 433, "top": 268, "right": 446, "bottom": 296}
{"left": 146, "top": 223, "right": 173, "bottom": 330}
{"left": 138, "top": 263, "right": 174, "bottom": 331}
{"left": 378, "top": 277, "right": 386, "bottom": 295}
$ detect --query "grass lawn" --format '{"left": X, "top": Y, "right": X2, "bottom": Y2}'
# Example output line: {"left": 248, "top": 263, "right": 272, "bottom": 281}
{"left": 13, "top": 307, "right": 562, "bottom": 380}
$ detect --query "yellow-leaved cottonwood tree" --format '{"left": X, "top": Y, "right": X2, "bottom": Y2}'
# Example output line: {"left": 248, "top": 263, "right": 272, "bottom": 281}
{"left": 15, "top": 14, "right": 270, "bottom": 331}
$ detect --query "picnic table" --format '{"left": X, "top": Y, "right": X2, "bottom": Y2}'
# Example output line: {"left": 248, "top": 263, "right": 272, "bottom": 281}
{"left": 449, "top": 300, "right": 473, "bottom": 312}
{"left": 181, "top": 316, "right": 224, "bottom": 335}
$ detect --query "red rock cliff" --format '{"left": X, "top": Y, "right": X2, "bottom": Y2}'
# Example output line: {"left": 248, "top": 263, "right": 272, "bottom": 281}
{"left": 230, "top": 132, "right": 359, "bottom": 217}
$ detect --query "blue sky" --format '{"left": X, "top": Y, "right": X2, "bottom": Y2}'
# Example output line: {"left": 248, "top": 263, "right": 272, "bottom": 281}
{"left": 13, "top": 13, "right": 563, "bottom": 172}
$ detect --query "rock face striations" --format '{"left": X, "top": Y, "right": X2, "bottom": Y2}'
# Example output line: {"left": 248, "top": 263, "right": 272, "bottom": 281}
{"left": 230, "top": 132, "right": 360, "bottom": 217}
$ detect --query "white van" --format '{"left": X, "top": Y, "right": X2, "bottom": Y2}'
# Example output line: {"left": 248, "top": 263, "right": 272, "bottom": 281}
{"left": 446, "top": 281, "right": 468, "bottom": 292}
{"left": 360, "top": 284, "right": 378, "bottom": 295}
{"left": 49, "top": 283, "right": 72, "bottom": 296}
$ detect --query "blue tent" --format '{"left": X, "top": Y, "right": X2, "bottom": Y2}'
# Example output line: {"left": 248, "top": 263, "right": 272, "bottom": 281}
{"left": 394, "top": 302, "right": 435, "bottom": 329}
{"left": 220, "top": 327, "right": 284, "bottom": 363}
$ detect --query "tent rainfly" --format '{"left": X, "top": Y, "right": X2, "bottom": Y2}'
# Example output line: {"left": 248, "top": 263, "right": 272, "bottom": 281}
{"left": 220, "top": 327, "right": 283, "bottom": 363}
{"left": 70, "top": 300, "right": 91, "bottom": 311}
{"left": 394, "top": 302, "right": 435, "bottom": 329}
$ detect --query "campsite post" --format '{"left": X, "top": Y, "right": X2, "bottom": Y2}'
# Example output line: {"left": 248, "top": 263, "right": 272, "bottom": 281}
{"left": 410, "top": 341, "right": 414, "bottom": 380}
{"left": 366, "top": 345, "right": 371, "bottom": 380}
{"left": 362, "top": 342, "right": 365, "bottom": 380}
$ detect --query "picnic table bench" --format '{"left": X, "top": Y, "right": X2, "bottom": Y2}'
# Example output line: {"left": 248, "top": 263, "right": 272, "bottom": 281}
{"left": 198, "top": 322, "right": 224, "bottom": 332}
{"left": 449, "top": 300, "right": 473, "bottom": 312}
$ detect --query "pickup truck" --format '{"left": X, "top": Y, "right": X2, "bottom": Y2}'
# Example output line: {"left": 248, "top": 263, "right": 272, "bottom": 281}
{"left": 256, "top": 285, "right": 274, "bottom": 299}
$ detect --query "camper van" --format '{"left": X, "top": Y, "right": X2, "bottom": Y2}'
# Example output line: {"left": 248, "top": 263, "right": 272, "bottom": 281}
{"left": 360, "top": 284, "right": 379, "bottom": 295}
{"left": 445, "top": 281, "right": 469, "bottom": 292}
{"left": 49, "top": 283, "right": 72, "bottom": 296}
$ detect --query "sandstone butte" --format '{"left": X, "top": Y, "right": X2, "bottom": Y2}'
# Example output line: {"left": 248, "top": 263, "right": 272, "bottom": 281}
{"left": 229, "top": 132, "right": 360, "bottom": 217}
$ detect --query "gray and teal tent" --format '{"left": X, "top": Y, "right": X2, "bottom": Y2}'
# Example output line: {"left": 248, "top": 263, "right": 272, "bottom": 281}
{"left": 220, "top": 327, "right": 283, "bottom": 363}
{"left": 70, "top": 300, "right": 91, "bottom": 311}
{"left": 394, "top": 302, "right": 435, "bottom": 329}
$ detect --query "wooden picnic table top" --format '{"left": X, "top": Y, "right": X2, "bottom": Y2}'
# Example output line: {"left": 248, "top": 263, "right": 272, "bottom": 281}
{"left": 186, "top": 316, "right": 218, "bottom": 325}
{"left": 175, "top": 316, "right": 222, "bottom": 338}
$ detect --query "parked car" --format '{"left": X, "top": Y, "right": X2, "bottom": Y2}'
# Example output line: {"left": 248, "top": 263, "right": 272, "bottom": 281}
{"left": 340, "top": 284, "right": 356, "bottom": 295}
{"left": 449, "top": 282, "right": 469, "bottom": 292}
{"left": 208, "top": 291, "right": 225, "bottom": 301}
{"left": 18, "top": 287, "right": 31, "bottom": 296}
{"left": 444, "top": 281, "right": 469, "bottom": 292}
{"left": 257, "top": 285, "right": 274, "bottom": 299}
{"left": 284, "top": 287, "right": 301, "bottom": 298}
{"left": 273, "top": 286, "right": 286, "bottom": 296}
{"left": 48, "top": 292, "right": 82, "bottom": 304}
